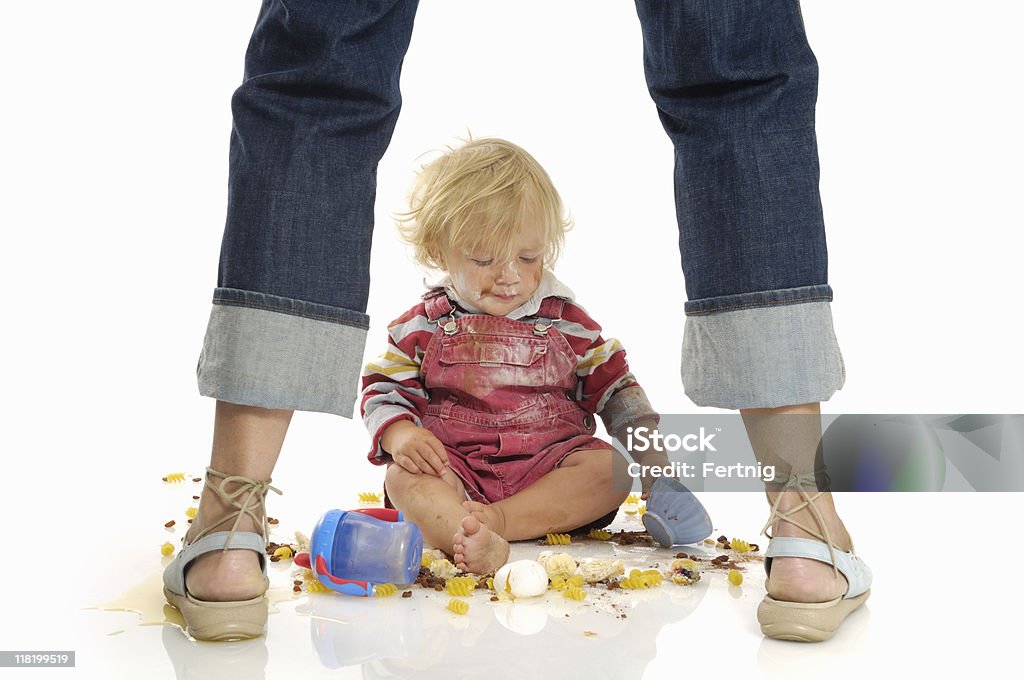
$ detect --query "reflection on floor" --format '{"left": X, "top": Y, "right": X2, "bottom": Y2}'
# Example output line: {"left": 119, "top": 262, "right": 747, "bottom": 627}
{"left": 90, "top": 486, "right": 792, "bottom": 680}
{"left": 101, "top": 487, "right": 1024, "bottom": 679}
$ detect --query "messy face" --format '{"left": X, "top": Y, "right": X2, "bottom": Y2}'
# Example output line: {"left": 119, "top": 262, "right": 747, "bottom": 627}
{"left": 443, "top": 226, "right": 545, "bottom": 316}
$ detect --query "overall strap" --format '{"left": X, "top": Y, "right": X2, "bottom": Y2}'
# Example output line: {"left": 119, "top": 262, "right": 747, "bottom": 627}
{"left": 532, "top": 297, "right": 566, "bottom": 335}
{"left": 535, "top": 297, "right": 566, "bottom": 322}
{"left": 422, "top": 289, "right": 455, "bottom": 322}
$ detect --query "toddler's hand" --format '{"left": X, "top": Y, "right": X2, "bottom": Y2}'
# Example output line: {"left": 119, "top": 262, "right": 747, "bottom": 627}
{"left": 381, "top": 420, "right": 449, "bottom": 476}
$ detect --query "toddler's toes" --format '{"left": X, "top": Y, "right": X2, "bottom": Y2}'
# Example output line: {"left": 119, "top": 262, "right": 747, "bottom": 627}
{"left": 462, "top": 500, "right": 487, "bottom": 515}
{"left": 455, "top": 515, "right": 509, "bottom": 574}
{"left": 460, "top": 514, "right": 483, "bottom": 536}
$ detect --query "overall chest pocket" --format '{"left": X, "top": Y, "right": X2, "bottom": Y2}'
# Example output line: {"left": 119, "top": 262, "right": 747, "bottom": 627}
{"left": 437, "top": 334, "right": 549, "bottom": 392}
{"left": 439, "top": 335, "right": 548, "bottom": 366}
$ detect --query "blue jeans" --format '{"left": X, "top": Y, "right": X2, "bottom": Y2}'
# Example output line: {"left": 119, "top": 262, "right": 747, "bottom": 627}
{"left": 198, "top": 0, "right": 844, "bottom": 415}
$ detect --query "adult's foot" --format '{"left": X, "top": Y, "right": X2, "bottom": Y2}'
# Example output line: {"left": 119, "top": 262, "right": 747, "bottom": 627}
{"left": 764, "top": 489, "right": 852, "bottom": 603}
{"left": 181, "top": 473, "right": 272, "bottom": 602}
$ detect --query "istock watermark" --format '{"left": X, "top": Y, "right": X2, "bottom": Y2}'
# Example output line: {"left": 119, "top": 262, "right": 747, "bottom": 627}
{"left": 610, "top": 414, "right": 1024, "bottom": 492}
{"left": 625, "top": 426, "right": 718, "bottom": 453}
{"left": 625, "top": 460, "right": 777, "bottom": 482}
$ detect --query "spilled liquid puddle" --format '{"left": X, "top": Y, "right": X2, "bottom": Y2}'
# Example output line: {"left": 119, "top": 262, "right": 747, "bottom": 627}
{"left": 266, "top": 586, "right": 300, "bottom": 611}
{"left": 88, "top": 570, "right": 185, "bottom": 630}
{"left": 88, "top": 569, "right": 300, "bottom": 634}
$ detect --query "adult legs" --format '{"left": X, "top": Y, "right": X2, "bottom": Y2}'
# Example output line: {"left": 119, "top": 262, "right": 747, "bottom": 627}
{"left": 633, "top": 0, "right": 854, "bottom": 616}
{"left": 182, "top": 0, "right": 420, "bottom": 610}
{"left": 184, "top": 403, "right": 290, "bottom": 602}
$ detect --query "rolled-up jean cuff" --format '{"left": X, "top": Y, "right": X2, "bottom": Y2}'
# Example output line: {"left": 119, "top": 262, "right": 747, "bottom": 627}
{"left": 681, "top": 285, "right": 845, "bottom": 409}
{"left": 197, "top": 287, "right": 369, "bottom": 417}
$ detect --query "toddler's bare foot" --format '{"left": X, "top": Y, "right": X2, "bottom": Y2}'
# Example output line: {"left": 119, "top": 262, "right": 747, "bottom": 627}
{"left": 452, "top": 515, "right": 510, "bottom": 575}
{"left": 766, "top": 491, "right": 852, "bottom": 604}
{"left": 461, "top": 500, "right": 507, "bottom": 537}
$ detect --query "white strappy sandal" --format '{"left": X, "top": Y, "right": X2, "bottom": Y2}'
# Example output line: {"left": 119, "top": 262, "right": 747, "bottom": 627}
{"left": 162, "top": 468, "right": 281, "bottom": 641}
{"left": 757, "top": 473, "right": 872, "bottom": 642}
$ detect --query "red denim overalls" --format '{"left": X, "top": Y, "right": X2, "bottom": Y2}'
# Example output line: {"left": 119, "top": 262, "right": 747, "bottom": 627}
{"left": 418, "top": 290, "right": 613, "bottom": 503}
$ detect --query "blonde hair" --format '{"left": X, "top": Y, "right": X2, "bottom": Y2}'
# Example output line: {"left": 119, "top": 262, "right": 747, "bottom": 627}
{"left": 397, "top": 137, "right": 572, "bottom": 271}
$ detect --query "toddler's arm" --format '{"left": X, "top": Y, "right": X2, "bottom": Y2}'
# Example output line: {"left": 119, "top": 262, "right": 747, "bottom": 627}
{"left": 556, "top": 302, "right": 660, "bottom": 439}
{"left": 557, "top": 302, "right": 667, "bottom": 493}
{"left": 361, "top": 303, "right": 435, "bottom": 465}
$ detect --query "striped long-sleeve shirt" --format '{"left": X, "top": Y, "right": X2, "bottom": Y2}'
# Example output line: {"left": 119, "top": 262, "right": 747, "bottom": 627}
{"left": 361, "top": 289, "right": 658, "bottom": 464}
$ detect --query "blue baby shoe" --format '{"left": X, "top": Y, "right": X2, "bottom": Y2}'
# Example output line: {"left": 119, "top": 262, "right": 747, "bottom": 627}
{"left": 642, "top": 476, "right": 713, "bottom": 547}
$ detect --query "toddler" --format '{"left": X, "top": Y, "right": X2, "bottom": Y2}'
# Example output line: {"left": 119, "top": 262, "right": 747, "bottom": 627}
{"left": 361, "top": 138, "right": 662, "bottom": 574}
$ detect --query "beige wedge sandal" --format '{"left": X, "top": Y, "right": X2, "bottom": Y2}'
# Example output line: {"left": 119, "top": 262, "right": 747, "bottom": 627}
{"left": 757, "top": 473, "right": 872, "bottom": 642}
{"left": 163, "top": 467, "right": 281, "bottom": 641}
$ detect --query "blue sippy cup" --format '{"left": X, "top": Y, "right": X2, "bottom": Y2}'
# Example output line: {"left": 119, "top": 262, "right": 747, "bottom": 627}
{"left": 297, "top": 508, "right": 423, "bottom": 596}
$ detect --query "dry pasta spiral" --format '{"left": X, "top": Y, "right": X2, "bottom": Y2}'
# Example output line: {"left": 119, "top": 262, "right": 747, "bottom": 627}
{"left": 445, "top": 576, "right": 478, "bottom": 596}
{"left": 545, "top": 533, "right": 571, "bottom": 545}
{"left": 375, "top": 583, "right": 398, "bottom": 597}
{"left": 563, "top": 586, "right": 587, "bottom": 601}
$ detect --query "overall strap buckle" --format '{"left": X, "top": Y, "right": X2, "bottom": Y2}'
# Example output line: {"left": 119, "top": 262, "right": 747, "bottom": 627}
{"left": 532, "top": 297, "right": 565, "bottom": 335}
{"left": 423, "top": 290, "right": 458, "bottom": 334}
{"left": 533, "top": 319, "right": 553, "bottom": 336}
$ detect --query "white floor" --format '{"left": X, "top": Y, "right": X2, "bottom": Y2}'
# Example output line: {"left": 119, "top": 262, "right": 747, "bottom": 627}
{"left": 3, "top": 3, "right": 1023, "bottom": 678}
{"left": 51, "top": 479, "right": 1024, "bottom": 679}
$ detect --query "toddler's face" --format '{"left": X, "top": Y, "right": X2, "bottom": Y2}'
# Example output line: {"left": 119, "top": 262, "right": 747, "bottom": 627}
{"left": 444, "top": 226, "right": 545, "bottom": 316}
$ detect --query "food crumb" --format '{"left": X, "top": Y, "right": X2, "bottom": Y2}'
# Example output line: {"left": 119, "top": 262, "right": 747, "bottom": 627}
{"left": 164, "top": 520, "right": 175, "bottom": 528}
{"left": 402, "top": 591, "right": 413, "bottom": 598}
{"left": 192, "top": 477, "right": 202, "bottom": 483}
{"left": 583, "top": 631, "right": 597, "bottom": 637}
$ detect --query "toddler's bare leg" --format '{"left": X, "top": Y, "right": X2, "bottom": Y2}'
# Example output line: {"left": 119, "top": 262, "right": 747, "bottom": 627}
{"left": 467, "top": 448, "right": 630, "bottom": 541}
{"left": 186, "top": 401, "right": 292, "bottom": 601}
{"left": 385, "top": 466, "right": 510, "bottom": 574}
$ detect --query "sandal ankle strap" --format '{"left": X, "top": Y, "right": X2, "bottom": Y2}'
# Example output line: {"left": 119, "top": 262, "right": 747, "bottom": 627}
{"left": 761, "top": 471, "right": 840, "bottom": 576}
{"left": 195, "top": 467, "right": 282, "bottom": 550}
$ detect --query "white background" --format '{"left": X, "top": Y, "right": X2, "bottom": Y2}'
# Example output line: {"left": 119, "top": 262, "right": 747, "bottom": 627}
{"left": 1, "top": 1, "right": 1022, "bottom": 677}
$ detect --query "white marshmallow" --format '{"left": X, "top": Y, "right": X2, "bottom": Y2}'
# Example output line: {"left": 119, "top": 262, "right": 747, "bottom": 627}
{"left": 493, "top": 559, "right": 548, "bottom": 598}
